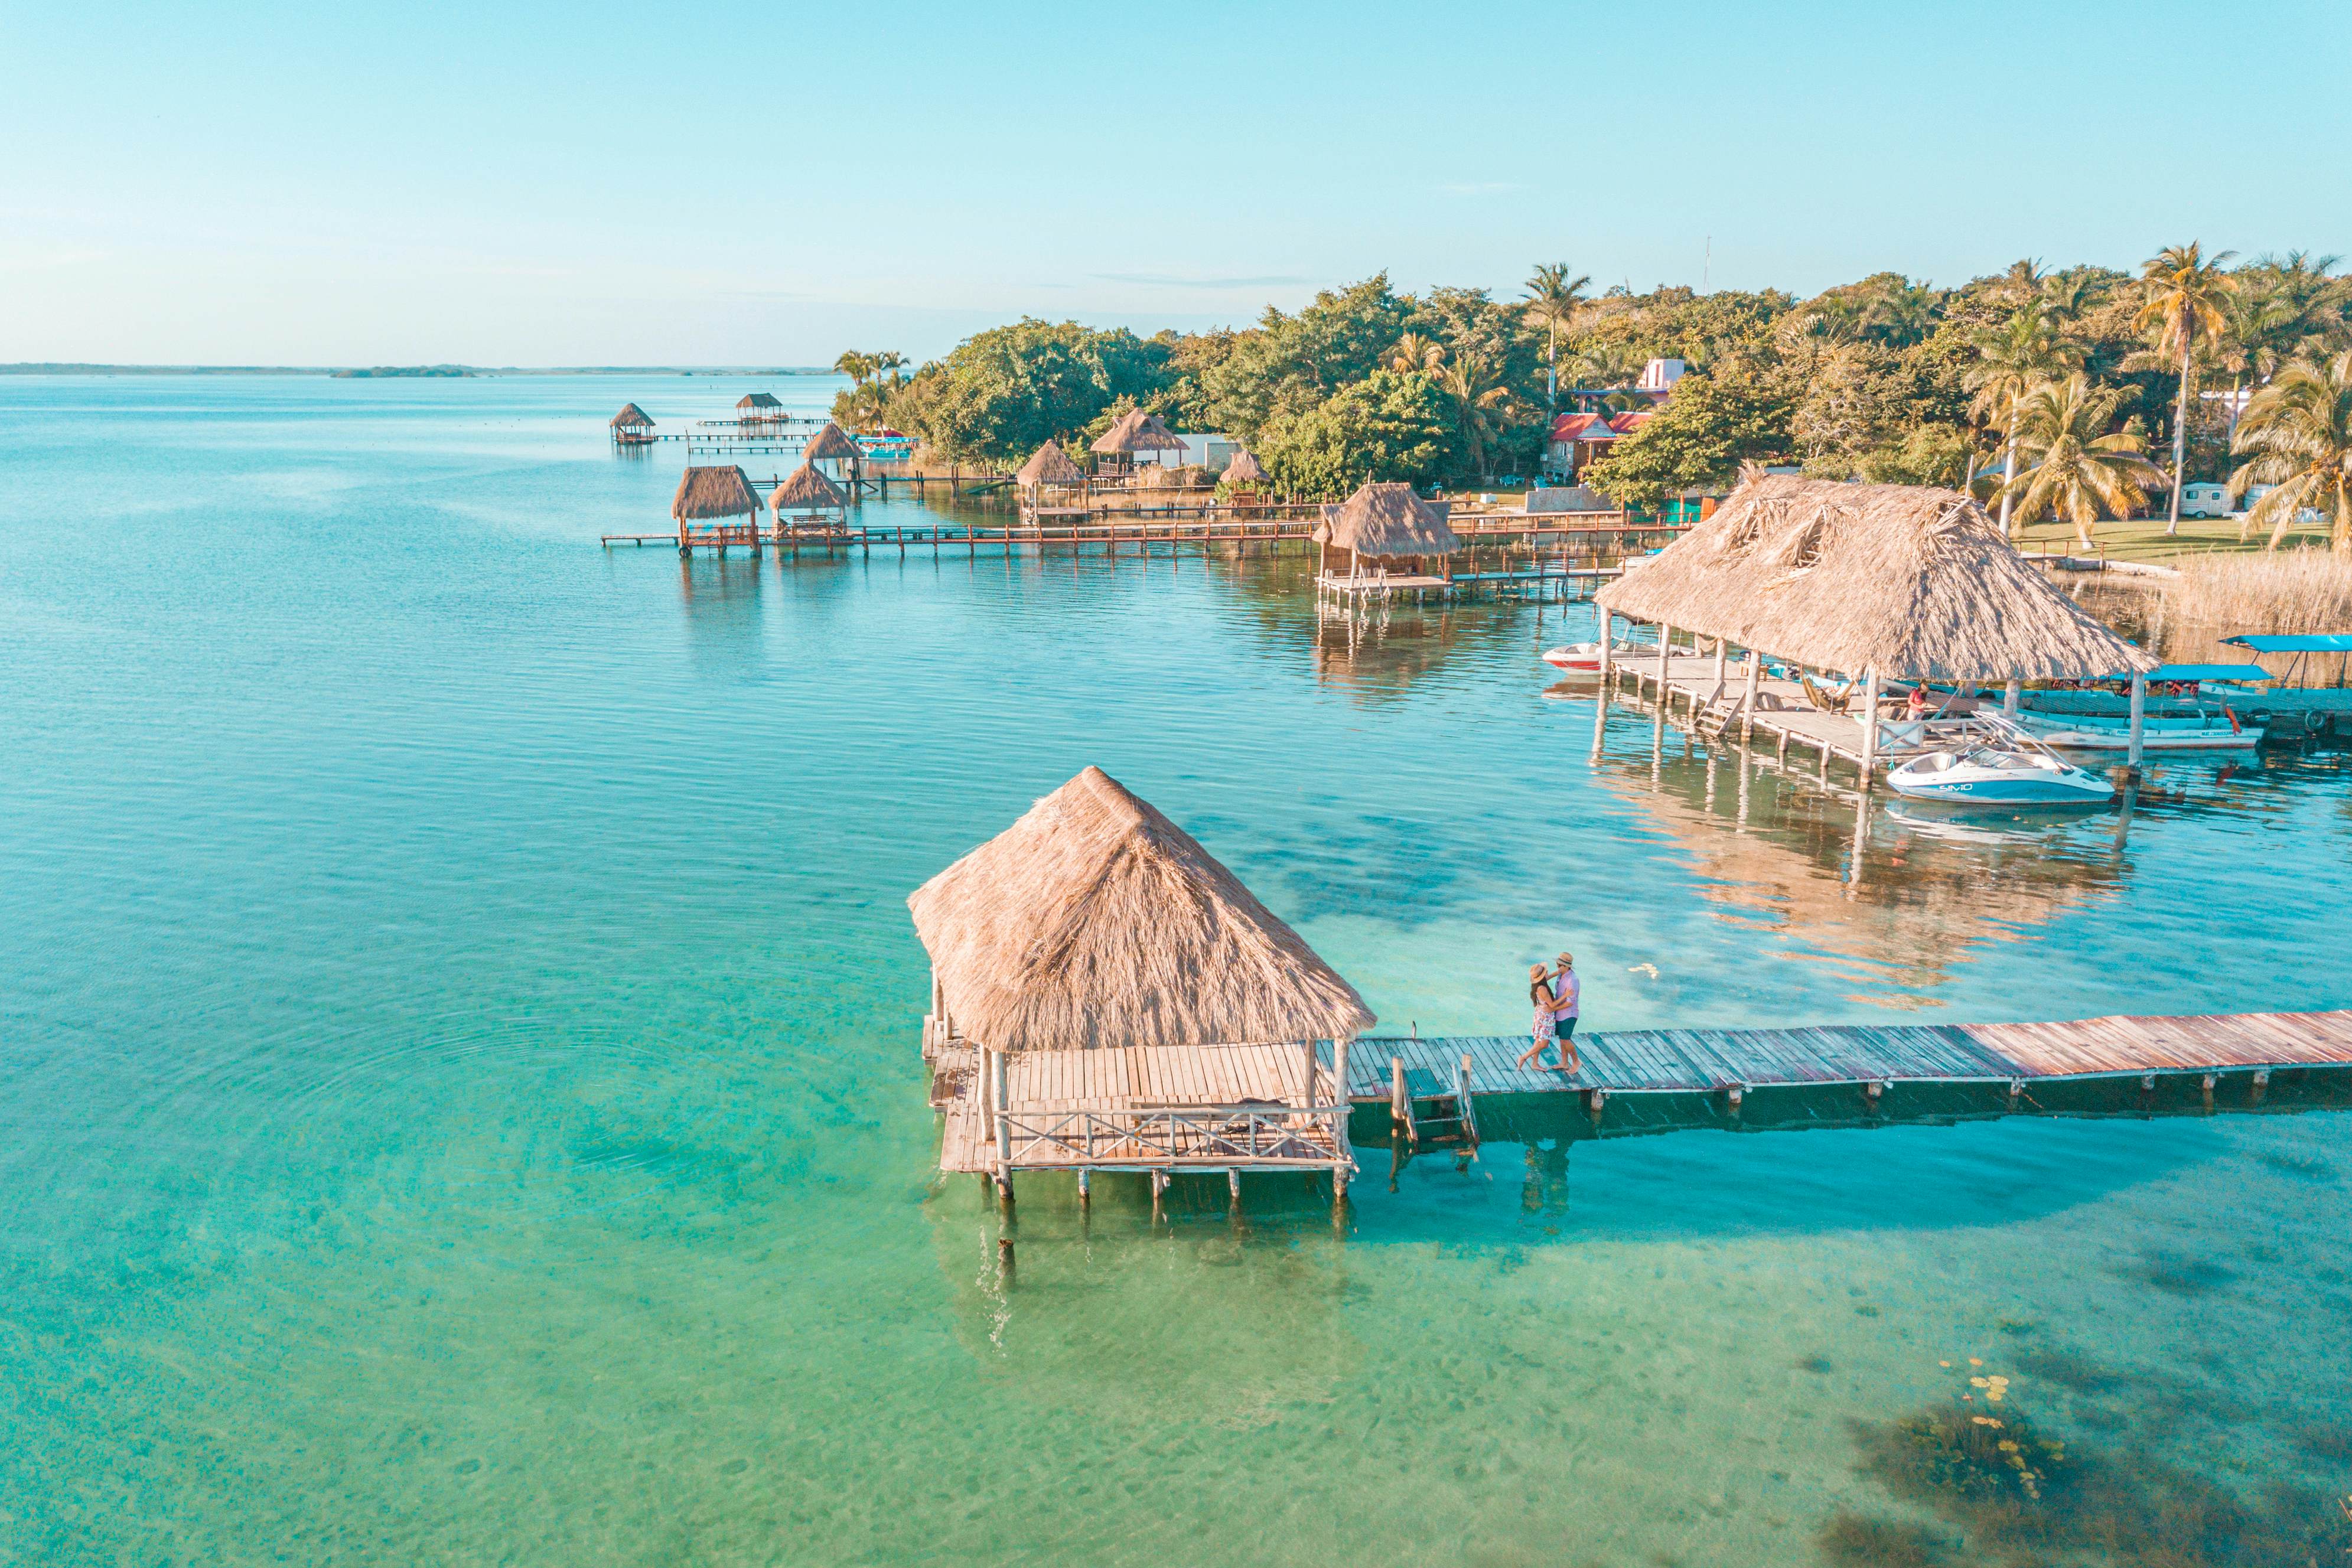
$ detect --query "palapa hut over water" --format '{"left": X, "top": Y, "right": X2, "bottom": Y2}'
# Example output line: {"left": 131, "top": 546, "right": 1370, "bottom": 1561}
{"left": 1015, "top": 439, "right": 1087, "bottom": 510}
{"left": 1313, "top": 481, "right": 1464, "bottom": 602}
{"left": 735, "top": 392, "right": 785, "bottom": 424}
{"left": 610, "top": 402, "right": 655, "bottom": 445}
{"left": 1221, "top": 448, "right": 1267, "bottom": 487}
{"left": 911, "top": 765, "right": 1373, "bottom": 1202}
{"left": 768, "top": 461, "right": 848, "bottom": 535}
{"left": 803, "top": 419, "right": 865, "bottom": 491}
{"left": 671, "top": 464, "right": 764, "bottom": 555}
{"left": 1089, "top": 408, "right": 1185, "bottom": 476}
{"left": 1592, "top": 474, "right": 2161, "bottom": 774}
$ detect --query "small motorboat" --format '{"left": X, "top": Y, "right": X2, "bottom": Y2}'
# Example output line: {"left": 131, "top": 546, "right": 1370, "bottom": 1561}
{"left": 1887, "top": 745, "right": 2116, "bottom": 804}
{"left": 2008, "top": 706, "right": 2260, "bottom": 752}
{"left": 1540, "top": 640, "right": 1644, "bottom": 671}
{"left": 1887, "top": 718, "right": 2115, "bottom": 804}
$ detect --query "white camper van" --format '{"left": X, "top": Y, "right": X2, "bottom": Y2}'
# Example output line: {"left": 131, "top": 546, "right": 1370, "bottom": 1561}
{"left": 2178, "top": 482, "right": 2230, "bottom": 518}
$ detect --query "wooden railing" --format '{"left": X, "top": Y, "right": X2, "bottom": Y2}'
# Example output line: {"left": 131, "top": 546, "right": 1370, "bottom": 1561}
{"left": 998, "top": 1104, "right": 1346, "bottom": 1168}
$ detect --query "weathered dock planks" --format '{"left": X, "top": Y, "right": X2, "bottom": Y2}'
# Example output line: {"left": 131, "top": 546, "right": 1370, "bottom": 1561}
{"left": 1346, "top": 1010, "right": 2352, "bottom": 1101}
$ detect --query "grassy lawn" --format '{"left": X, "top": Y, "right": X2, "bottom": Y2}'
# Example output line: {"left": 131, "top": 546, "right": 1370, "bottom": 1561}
{"left": 2011, "top": 513, "right": 2335, "bottom": 564}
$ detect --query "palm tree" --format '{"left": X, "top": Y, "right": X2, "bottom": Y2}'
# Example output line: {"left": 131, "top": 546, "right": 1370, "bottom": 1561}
{"left": 2228, "top": 350, "right": 2352, "bottom": 552}
{"left": 1963, "top": 301, "right": 2079, "bottom": 538}
{"left": 1992, "top": 376, "right": 2166, "bottom": 549}
{"left": 1523, "top": 263, "right": 1592, "bottom": 410}
{"left": 2211, "top": 282, "right": 2297, "bottom": 448}
{"left": 1438, "top": 351, "right": 1511, "bottom": 482}
{"left": 1386, "top": 332, "right": 1445, "bottom": 376}
{"left": 2132, "top": 242, "right": 2239, "bottom": 534}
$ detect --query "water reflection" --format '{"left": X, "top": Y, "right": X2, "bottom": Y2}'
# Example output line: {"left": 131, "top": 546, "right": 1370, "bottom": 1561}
{"left": 924, "top": 1172, "right": 1365, "bottom": 1416}
{"left": 1591, "top": 711, "right": 2131, "bottom": 1002}
{"left": 675, "top": 549, "right": 766, "bottom": 671}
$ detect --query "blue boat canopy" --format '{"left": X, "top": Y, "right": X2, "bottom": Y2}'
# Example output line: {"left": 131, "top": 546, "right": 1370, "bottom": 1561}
{"left": 2222, "top": 634, "right": 2352, "bottom": 653}
{"left": 2137, "top": 663, "right": 2274, "bottom": 683}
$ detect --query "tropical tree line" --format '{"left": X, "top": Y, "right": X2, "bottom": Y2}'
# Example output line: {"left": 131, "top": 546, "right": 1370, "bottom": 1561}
{"left": 831, "top": 246, "right": 2352, "bottom": 550}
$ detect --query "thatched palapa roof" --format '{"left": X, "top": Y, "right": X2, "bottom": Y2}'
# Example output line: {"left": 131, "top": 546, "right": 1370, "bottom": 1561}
{"left": 769, "top": 462, "right": 846, "bottom": 512}
{"left": 1314, "top": 482, "right": 1462, "bottom": 556}
{"left": 908, "top": 766, "right": 1376, "bottom": 1053}
{"left": 1594, "top": 475, "right": 2156, "bottom": 681}
{"left": 736, "top": 393, "right": 783, "bottom": 411}
{"left": 1090, "top": 408, "right": 1185, "bottom": 455}
{"left": 671, "top": 465, "right": 762, "bottom": 520}
{"left": 1222, "top": 448, "right": 1267, "bottom": 484}
{"left": 804, "top": 420, "right": 862, "bottom": 462}
{"left": 610, "top": 402, "right": 654, "bottom": 431}
{"left": 1017, "top": 441, "right": 1085, "bottom": 487}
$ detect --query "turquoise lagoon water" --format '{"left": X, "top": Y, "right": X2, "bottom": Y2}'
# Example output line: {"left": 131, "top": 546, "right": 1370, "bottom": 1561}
{"left": 2, "top": 375, "right": 2349, "bottom": 1566}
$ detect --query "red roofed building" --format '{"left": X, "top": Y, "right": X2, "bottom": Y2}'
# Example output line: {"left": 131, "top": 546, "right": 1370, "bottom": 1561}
{"left": 1546, "top": 408, "right": 1655, "bottom": 478}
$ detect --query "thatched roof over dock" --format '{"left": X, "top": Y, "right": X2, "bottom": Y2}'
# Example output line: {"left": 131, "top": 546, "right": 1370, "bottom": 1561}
{"left": 1314, "top": 483, "right": 1462, "bottom": 556}
{"left": 1090, "top": 408, "right": 1185, "bottom": 455}
{"left": 1017, "top": 440, "right": 1084, "bottom": 487}
{"left": 769, "top": 462, "right": 846, "bottom": 511}
{"left": 908, "top": 767, "right": 1375, "bottom": 1053}
{"left": 804, "top": 420, "right": 862, "bottom": 462}
{"left": 1595, "top": 475, "right": 2157, "bottom": 680}
{"left": 610, "top": 402, "right": 654, "bottom": 431}
{"left": 736, "top": 393, "right": 783, "bottom": 412}
{"left": 1221, "top": 448, "right": 1267, "bottom": 484}
{"left": 671, "top": 465, "right": 762, "bottom": 520}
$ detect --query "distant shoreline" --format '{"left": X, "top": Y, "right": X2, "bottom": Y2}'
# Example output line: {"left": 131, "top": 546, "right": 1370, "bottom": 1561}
{"left": 0, "top": 364, "right": 836, "bottom": 377}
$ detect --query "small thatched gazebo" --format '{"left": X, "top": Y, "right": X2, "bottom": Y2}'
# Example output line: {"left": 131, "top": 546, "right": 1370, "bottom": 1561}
{"left": 735, "top": 392, "right": 784, "bottom": 424}
{"left": 1593, "top": 474, "right": 2162, "bottom": 772}
{"left": 671, "top": 464, "right": 764, "bottom": 555}
{"left": 911, "top": 766, "right": 1374, "bottom": 1201}
{"left": 610, "top": 402, "right": 655, "bottom": 445}
{"left": 1220, "top": 448, "right": 1269, "bottom": 512}
{"left": 1313, "top": 481, "right": 1464, "bottom": 589}
{"left": 1090, "top": 408, "right": 1185, "bottom": 477}
{"left": 768, "top": 461, "right": 848, "bottom": 536}
{"left": 1015, "top": 439, "right": 1088, "bottom": 513}
{"left": 803, "top": 419, "right": 865, "bottom": 494}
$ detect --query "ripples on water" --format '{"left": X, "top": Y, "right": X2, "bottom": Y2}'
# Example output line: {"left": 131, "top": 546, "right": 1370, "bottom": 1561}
{"left": 2, "top": 376, "right": 2347, "bottom": 1565}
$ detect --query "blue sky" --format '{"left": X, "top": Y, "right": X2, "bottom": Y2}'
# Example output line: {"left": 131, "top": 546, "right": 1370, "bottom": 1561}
{"left": 4, "top": 0, "right": 2347, "bottom": 364}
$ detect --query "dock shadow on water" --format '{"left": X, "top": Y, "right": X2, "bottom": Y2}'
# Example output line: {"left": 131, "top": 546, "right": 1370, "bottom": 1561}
{"left": 924, "top": 1170, "right": 1367, "bottom": 1427}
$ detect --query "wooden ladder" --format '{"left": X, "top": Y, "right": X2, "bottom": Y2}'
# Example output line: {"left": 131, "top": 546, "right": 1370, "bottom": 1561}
{"left": 1390, "top": 1054, "right": 1480, "bottom": 1153}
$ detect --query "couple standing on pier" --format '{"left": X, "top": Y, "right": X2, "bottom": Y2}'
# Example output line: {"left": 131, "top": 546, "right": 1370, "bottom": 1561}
{"left": 1517, "top": 953, "right": 1581, "bottom": 1074}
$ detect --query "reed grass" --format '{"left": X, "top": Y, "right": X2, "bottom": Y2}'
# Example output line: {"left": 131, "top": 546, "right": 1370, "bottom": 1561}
{"left": 2162, "top": 550, "right": 2352, "bottom": 637}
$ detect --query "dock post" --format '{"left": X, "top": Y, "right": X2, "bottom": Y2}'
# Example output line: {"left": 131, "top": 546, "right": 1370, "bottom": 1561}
{"left": 1741, "top": 650, "right": 1761, "bottom": 740}
{"left": 2126, "top": 672, "right": 2147, "bottom": 777}
{"left": 2003, "top": 677, "right": 2021, "bottom": 718}
{"left": 2252, "top": 1068, "right": 2269, "bottom": 1104}
{"left": 1331, "top": 1036, "right": 1353, "bottom": 1207}
{"left": 1857, "top": 667, "right": 1882, "bottom": 786}
{"left": 1592, "top": 625, "right": 1612, "bottom": 758}
{"left": 992, "top": 1048, "right": 1014, "bottom": 1204}
{"left": 1655, "top": 621, "right": 1672, "bottom": 698}
{"left": 1150, "top": 1168, "right": 1167, "bottom": 1221}
{"left": 1077, "top": 1168, "right": 1091, "bottom": 1207}
{"left": 1390, "top": 1057, "right": 1410, "bottom": 1139}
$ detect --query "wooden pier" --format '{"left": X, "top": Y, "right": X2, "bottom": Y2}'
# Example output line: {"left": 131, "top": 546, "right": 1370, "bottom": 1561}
{"left": 928, "top": 1008, "right": 2352, "bottom": 1202}
{"left": 1353, "top": 1009, "right": 2352, "bottom": 1108}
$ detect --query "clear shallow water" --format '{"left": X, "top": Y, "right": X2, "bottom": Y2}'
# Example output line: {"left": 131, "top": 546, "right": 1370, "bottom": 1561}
{"left": 3, "top": 375, "right": 2349, "bottom": 1566}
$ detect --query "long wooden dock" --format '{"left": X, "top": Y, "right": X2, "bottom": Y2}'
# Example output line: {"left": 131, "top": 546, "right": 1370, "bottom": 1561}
{"left": 929, "top": 1009, "right": 2352, "bottom": 1204}
{"left": 1351, "top": 1009, "right": 2352, "bottom": 1105}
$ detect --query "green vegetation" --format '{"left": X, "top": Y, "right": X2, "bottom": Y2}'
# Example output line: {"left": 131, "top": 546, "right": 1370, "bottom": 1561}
{"left": 829, "top": 248, "right": 2352, "bottom": 535}
{"left": 1848, "top": 1378, "right": 2352, "bottom": 1568}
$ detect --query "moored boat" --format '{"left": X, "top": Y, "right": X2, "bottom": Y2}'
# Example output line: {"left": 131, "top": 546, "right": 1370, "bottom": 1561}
{"left": 1540, "top": 639, "right": 1644, "bottom": 671}
{"left": 1887, "top": 744, "right": 2116, "bottom": 804}
{"left": 2008, "top": 706, "right": 2260, "bottom": 751}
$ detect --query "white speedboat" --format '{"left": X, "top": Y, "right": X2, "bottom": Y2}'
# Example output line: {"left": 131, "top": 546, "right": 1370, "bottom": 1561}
{"left": 2008, "top": 707, "right": 2260, "bottom": 752}
{"left": 1888, "top": 745, "right": 2116, "bottom": 804}
{"left": 1540, "top": 640, "right": 1644, "bottom": 671}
